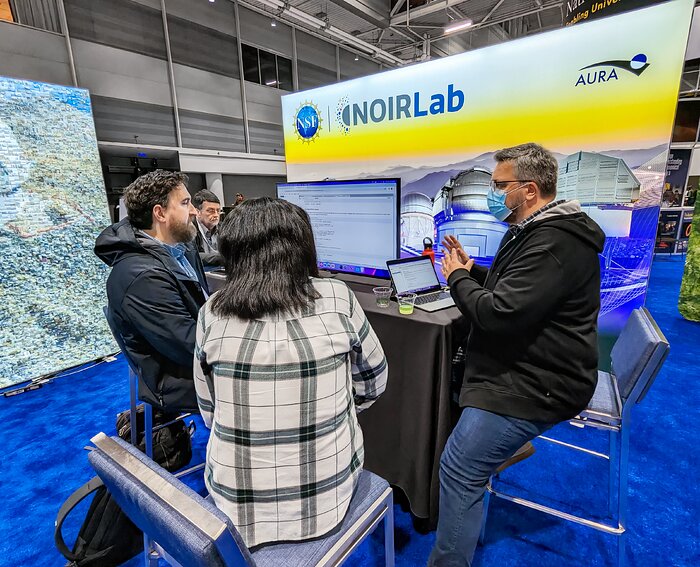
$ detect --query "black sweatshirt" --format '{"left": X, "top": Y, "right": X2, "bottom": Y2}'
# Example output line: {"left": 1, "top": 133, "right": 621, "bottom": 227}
{"left": 447, "top": 202, "right": 606, "bottom": 423}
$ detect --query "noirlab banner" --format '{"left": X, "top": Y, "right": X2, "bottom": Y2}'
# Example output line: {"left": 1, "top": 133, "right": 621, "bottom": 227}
{"left": 282, "top": 0, "right": 694, "bottom": 357}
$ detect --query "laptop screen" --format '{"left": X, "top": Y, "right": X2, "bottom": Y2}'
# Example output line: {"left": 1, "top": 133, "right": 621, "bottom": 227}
{"left": 388, "top": 257, "right": 441, "bottom": 295}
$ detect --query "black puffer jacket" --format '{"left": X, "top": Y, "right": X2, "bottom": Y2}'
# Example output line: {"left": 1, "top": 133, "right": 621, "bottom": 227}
{"left": 447, "top": 201, "right": 606, "bottom": 423}
{"left": 95, "top": 219, "right": 208, "bottom": 412}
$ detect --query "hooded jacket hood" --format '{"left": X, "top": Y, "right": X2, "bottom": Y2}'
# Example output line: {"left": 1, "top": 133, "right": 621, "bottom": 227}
{"left": 526, "top": 200, "right": 606, "bottom": 253}
{"left": 94, "top": 218, "right": 179, "bottom": 269}
{"left": 95, "top": 218, "right": 150, "bottom": 267}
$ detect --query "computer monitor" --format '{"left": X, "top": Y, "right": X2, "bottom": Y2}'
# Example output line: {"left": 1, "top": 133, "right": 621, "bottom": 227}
{"left": 276, "top": 178, "right": 400, "bottom": 279}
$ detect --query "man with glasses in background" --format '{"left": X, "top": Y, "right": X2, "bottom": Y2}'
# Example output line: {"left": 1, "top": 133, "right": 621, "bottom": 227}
{"left": 192, "top": 189, "right": 223, "bottom": 268}
{"left": 429, "top": 143, "right": 606, "bottom": 566}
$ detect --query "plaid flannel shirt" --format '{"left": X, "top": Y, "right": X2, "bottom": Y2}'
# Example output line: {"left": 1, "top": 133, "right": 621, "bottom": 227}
{"left": 194, "top": 277, "right": 388, "bottom": 548}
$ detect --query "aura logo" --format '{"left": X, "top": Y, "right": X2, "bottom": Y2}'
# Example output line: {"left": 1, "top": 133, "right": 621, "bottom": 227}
{"left": 294, "top": 102, "right": 322, "bottom": 143}
{"left": 575, "top": 53, "right": 649, "bottom": 87}
{"left": 338, "top": 84, "right": 465, "bottom": 133}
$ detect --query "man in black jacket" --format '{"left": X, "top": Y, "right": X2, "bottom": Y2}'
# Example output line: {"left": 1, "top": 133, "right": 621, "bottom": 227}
{"left": 192, "top": 189, "right": 223, "bottom": 268}
{"left": 95, "top": 170, "right": 208, "bottom": 412}
{"left": 428, "top": 143, "right": 606, "bottom": 566}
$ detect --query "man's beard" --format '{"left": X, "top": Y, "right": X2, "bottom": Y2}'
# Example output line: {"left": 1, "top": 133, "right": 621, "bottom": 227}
{"left": 172, "top": 219, "right": 197, "bottom": 243}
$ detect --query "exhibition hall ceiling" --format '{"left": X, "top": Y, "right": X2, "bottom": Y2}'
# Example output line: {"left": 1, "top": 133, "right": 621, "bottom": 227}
{"left": 236, "top": 0, "right": 565, "bottom": 65}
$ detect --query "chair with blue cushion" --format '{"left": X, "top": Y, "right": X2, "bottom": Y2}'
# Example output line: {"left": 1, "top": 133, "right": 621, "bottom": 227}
{"left": 480, "top": 307, "right": 669, "bottom": 567}
{"left": 88, "top": 432, "right": 395, "bottom": 567}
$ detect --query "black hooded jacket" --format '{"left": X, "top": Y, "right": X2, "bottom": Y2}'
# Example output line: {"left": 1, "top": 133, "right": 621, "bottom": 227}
{"left": 94, "top": 219, "right": 209, "bottom": 412}
{"left": 447, "top": 201, "right": 606, "bottom": 423}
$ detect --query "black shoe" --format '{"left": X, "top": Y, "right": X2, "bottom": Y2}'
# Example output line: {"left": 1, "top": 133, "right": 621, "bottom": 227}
{"left": 495, "top": 441, "right": 536, "bottom": 474}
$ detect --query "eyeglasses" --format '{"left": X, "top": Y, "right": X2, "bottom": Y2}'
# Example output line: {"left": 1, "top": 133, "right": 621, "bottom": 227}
{"left": 489, "top": 179, "right": 533, "bottom": 194}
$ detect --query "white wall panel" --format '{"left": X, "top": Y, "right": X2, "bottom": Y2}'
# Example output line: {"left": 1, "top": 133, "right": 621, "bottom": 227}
{"left": 296, "top": 30, "right": 336, "bottom": 70}
{"left": 179, "top": 152, "right": 286, "bottom": 175}
{"left": 173, "top": 64, "right": 243, "bottom": 118}
{"left": 0, "top": 22, "right": 72, "bottom": 86}
{"left": 339, "top": 47, "right": 380, "bottom": 80}
{"left": 238, "top": 5, "right": 293, "bottom": 56}
{"left": 163, "top": 0, "right": 237, "bottom": 35}
{"left": 686, "top": 6, "right": 700, "bottom": 60}
{"left": 71, "top": 39, "right": 172, "bottom": 106}
{"left": 244, "top": 82, "right": 284, "bottom": 124}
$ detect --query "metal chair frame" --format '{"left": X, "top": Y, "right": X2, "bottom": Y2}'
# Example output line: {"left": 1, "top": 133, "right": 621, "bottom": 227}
{"left": 480, "top": 308, "right": 670, "bottom": 567}
{"left": 103, "top": 306, "right": 203, "bottom": 566}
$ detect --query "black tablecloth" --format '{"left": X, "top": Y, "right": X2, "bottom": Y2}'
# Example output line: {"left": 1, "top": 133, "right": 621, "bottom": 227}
{"left": 206, "top": 272, "right": 465, "bottom": 523}
{"left": 347, "top": 282, "right": 464, "bottom": 523}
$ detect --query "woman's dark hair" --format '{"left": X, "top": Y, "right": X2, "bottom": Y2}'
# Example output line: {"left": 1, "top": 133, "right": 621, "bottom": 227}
{"left": 211, "top": 197, "right": 320, "bottom": 319}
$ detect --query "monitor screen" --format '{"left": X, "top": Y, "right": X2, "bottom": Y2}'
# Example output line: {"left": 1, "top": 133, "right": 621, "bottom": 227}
{"left": 276, "top": 178, "right": 400, "bottom": 278}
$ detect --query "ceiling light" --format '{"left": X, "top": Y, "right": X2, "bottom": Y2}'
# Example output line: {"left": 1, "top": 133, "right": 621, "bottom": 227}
{"left": 265, "top": 80, "right": 278, "bottom": 86}
{"left": 354, "top": 55, "right": 359, "bottom": 61}
{"left": 444, "top": 18, "right": 473, "bottom": 35}
{"left": 271, "top": 20, "right": 277, "bottom": 27}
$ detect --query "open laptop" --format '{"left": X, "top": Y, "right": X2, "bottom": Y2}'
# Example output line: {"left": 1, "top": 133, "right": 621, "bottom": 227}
{"left": 386, "top": 256, "right": 455, "bottom": 312}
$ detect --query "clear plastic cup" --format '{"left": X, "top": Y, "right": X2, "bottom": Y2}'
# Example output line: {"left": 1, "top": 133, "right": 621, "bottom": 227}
{"left": 373, "top": 286, "right": 392, "bottom": 308}
{"left": 397, "top": 293, "right": 417, "bottom": 315}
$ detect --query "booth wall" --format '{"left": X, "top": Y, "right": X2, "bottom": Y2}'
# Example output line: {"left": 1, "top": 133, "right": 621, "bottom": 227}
{"left": 281, "top": 1, "right": 694, "bottom": 353}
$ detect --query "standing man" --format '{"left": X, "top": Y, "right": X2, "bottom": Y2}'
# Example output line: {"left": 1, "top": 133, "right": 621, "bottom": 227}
{"left": 95, "top": 170, "right": 208, "bottom": 412}
{"left": 429, "top": 143, "right": 605, "bottom": 566}
{"left": 192, "top": 189, "right": 223, "bottom": 268}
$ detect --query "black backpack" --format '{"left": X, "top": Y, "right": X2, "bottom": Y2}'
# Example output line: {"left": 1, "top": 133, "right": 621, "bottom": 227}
{"left": 115, "top": 406, "right": 194, "bottom": 473}
{"left": 54, "top": 477, "right": 143, "bottom": 567}
{"left": 54, "top": 408, "right": 194, "bottom": 566}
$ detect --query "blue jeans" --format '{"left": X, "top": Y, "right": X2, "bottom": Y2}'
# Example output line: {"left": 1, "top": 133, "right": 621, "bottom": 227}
{"left": 428, "top": 407, "right": 552, "bottom": 567}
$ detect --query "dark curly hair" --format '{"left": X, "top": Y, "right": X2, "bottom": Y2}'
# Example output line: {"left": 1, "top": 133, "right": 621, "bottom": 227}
{"left": 123, "top": 170, "right": 189, "bottom": 229}
{"left": 211, "top": 197, "right": 320, "bottom": 319}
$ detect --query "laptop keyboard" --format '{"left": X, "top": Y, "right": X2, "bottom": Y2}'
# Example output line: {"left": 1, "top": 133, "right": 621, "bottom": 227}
{"left": 415, "top": 291, "right": 452, "bottom": 305}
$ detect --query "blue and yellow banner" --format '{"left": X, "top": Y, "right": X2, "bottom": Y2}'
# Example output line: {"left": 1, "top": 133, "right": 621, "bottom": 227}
{"left": 283, "top": 0, "right": 691, "bottom": 180}
{"left": 282, "top": 0, "right": 693, "bottom": 341}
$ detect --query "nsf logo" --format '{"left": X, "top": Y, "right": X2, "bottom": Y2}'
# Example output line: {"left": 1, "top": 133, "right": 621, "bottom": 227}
{"left": 294, "top": 102, "right": 322, "bottom": 143}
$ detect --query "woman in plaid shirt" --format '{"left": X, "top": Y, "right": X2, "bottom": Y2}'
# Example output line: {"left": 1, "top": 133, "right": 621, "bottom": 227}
{"left": 194, "top": 197, "right": 388, "bottom": 548}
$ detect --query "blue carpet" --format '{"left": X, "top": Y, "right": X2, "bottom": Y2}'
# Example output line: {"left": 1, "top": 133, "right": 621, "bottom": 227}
{"left": 0, "top": 256, "right": 698, "bottom": 566}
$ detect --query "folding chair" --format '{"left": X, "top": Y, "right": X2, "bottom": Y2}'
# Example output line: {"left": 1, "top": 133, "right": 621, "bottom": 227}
{"left": 481, "top": 307, "right": 670, "bottom": 567}
{"left": 88, "top": 433, "right": 395, "bottom": 567}
{"left": 103, "top": 306, "right": 196, "bottom": 460}
{"left": 103, "top": 305, "right": 202, "bottom": 565}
